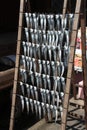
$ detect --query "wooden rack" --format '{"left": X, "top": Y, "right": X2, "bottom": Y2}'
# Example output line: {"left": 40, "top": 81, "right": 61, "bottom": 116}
{"left": 9, "top": 0, "right": 87, "bottom": 130}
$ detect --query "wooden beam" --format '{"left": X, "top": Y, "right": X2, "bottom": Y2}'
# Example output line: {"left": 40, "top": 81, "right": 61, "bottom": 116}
{"left": 9, "top": 0, "right": 25, "bottom": 129}
{"left": 61, "top": 0, "right": 82, "bottom": 130}
{"left": 0, "top": 68, "right": 14, "bottom": 90}
{"left": 62, "top": 0, "right": 68, "bottom": 15}
{"left": 80, "top": 0, "right": 87, "bottom": 129}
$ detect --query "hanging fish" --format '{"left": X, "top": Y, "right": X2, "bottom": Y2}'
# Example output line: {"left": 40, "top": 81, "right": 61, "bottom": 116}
{"left": 29, "top": 98, "right": 34, "bottom": 113}
{"left": 46, "top": 89, "right": 50, "bottom": 104}
{"left": 34, "top": 86, "right": 38, "bottom": 100}
{"left": 25, "top": 97, "right": 29, "bottom": 114}
{"left": 60, "top": 77, "right": 65, "bottom": 92}
{"left": 32, "top": 58, "right": 36, "bottom": 72}
{"left": 30, "top": 71, "right": 34, "bottom": 85}
{"left": 47, "top": 75, "right": 51, "bottom": 90}
{"left": 47, "top": 61, "right": 50, "bottom": 75}
{"left": 37, "top": 101, "right": 41, "bottom": 119}
{"left": 29, "top": 13, "right": 33, "bottom": 28}
{"left": 46, "top": 104, "right": 51, "bottom": 121}
{"left": 21, "top": 55, "right": 26, "bottom": 69}
{"left": 42, "top": 60, "right": 47, "bottom": 74}
{"left": 22, "top": 41, "right": 27, "bottom": 57}
{"left": 32, "top": 13, "right": 36, "bottom": 29}
{"left": 42, "top": 74, "right": 47, "bottom": 89}
{"left": 55, "top": 14, "right": 60, "bottom": 30}
{"left": 24, "top": 28, "right": 29, "bottom": 42}
{"left": 35, "top": 72, "right": 39, "bottom": 88}
{"left": 26, "top": 83, "right": 30, "bottom": 98}
{"left": 30, "top": 28, "right": 34, "bottom": 43}
{"left": 39, "top": 14, "right": 44, "bottom": 30}
{"left": 38, "top": 60, "right": 42, "bottom": 74}
{"left": 19, "top": 81, "right": 25, "bottom": 95}
{"left": 19, "top": 95, "right": 25, "bottom": 112}
{"left": 25, "top": 13, "right": 29, "bottom": 28}
{"left": 41, "top": 102, "right": 46, "bottom": 117}
{"left": 51, "top": 91, "right": 55, "bottom": 105}
{"left": 34, "top": 100, "right": 38, "bottom": 116}
{"left": 34, "top": 29, "right": 38, "bottom": 43}
{"left": 43, "top": 14, "right": 46, "bottom": 30}
{"left": 30, "top": 85, "right": 34, "bottom": 99}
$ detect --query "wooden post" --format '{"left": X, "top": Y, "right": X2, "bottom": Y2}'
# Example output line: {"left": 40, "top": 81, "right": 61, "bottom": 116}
{"left": 61, "top": 0, "right": 82, "bottom": 130}
{"left": 9, "top": 0, "right": 24, "bottom": 130}
{"left": 80, "top": 0, "right": 87, "bottom": 129}
{"left": 62, "top": 0, "right": 68, "bottom": 15}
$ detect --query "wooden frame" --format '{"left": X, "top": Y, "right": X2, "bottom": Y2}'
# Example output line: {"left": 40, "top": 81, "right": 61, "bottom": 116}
{"left": 9, "top": 0, "right": 87, "bottom": 130}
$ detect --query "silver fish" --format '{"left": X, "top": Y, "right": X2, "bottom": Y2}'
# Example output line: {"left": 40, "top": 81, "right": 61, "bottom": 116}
{"left": 30, "top": 28, "right": 34, "bottom": 43}
{"left": 21, "top": 55, "right": 26, "bottom": 69}
{"left": 34, "top": 86, "right": 38, "bottom": 100}
{"left": 42, "top": 60, "right": 46, "bottom": 74}
{"left": 30, "top": 71, "right": 34, "bottom": 85}
{"left": 60, "top": 77, "right": 65, "bottom": 92}
{"left": 25, "top": 97, "right": 29, "bottom": 114}
{"left": 29, "top": 98, "right": 34, "bottom": 112}
{"left": 29, "top": 13, "right": 33, "bottom": 28}
{"left": 25, "top": 13, "right": 29, "bottom": 28}
{"left": 46, "top": 104, "right": 51, "bottom": 121}
{"left": 46, "top": 89, "right": 50, "bottom": 104}
{"left": 26, "top": 42, "right": 30, "bottom": 57}
{"left": 25, "top": 28, "right": 29, "bottom": 42}
{"left": 32, "top": 58, "right": 36, "bottom": 72}
{"left": 22, "top": 41, "right": 27, "bottom": 56}
{"left": 30, "top": 85, "right": 34, "bottom": 99}
{"left": 38, "top": 60, "right": 42, "bottom": 73}
{"left": 37, "top": 101, "right": 41, "bottom": 119}
{"left": 39, "top": 14, "right": 44, "bottom": 30}
{"left": 55, "top": 14, "right": 60, "bottom": 30}
{"left": 42, "top": 74, "right": 47, "bottom": 89}
{"left": 47, "top": 61, "right": 50, "bottom": 75}
{"left": 19, "top": 81, "right": 25, "bottom": 95}
{"left": 34, "top": 100, "right": 38, "bottom": 116}
{"left": 26, "top": 84, "right": 30, "bottom": 97}
{"left": 48, "top": 45, "right": 51, "bottom": 61}
{"left": 43, "top": 14, "right": 46, "bottom": 30}
{"left": 51, "top": 91, "right": 55, "bottom": 105}
{"left": 20, "top": 95, "right": 24, "bottom": 112}
{"left": 47, "top": 75, "right": 51, "bottom": 90}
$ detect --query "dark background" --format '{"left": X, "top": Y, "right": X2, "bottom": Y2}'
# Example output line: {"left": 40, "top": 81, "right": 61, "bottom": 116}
{"left": 0, "top": 0, "right": 86, "bottom": 33}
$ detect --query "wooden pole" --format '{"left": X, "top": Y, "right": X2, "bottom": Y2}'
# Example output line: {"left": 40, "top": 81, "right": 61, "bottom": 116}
{"left": 9, "top": 0, "right": 24, "bottom": 129}
{"left": 61, "top": 0, "right": 82, "bottom": 130}
{"left": 80, "top": 0, "right": 87, "bottom": 129}
{"left": 62, "top": 0, "right": 68, "bottom": 15}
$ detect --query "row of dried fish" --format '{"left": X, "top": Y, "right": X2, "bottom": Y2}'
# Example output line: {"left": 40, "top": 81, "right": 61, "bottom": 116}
{"left": 24, "top": 28, "right": 70, "bottom": 46}
{"left": 22, "top": 41, "right": 69, "bottom": 67}
{"left": 25, "top": 13, "right": 74, "bottom": 30}
{"left": 19, "top": 69, "right": 65, "bottom": 92}
{"left": 18, "top": 82, "right": 64, "bottom": 104}
{"left": 21, "top": 55, "right": 64, "bottom": 76}
{"left": 17, "top": 95, "right": 63, "bottom": 122}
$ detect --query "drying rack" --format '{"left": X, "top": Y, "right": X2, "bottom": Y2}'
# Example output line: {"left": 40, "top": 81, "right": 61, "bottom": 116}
{"left": 9, "top": 0, "right": 87, "bottom": 130}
